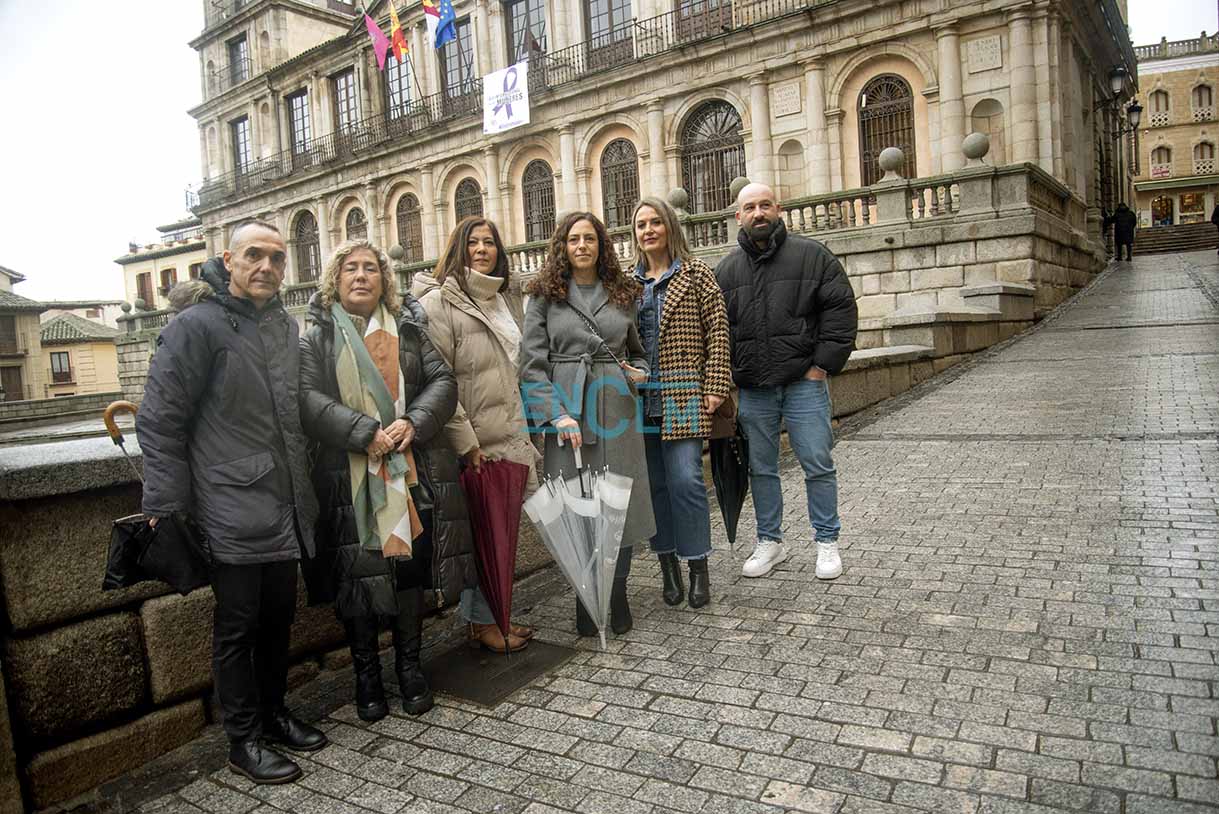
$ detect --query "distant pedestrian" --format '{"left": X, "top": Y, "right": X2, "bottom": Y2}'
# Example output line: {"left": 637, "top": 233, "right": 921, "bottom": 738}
{"left": 1105, "top": 202, "right": 1137, "bottom": 261}
{"left": 630, "top": 196, "right": 731, "bottom": 610}
{"left": 300, "top": 239, "right": 475, "bottom": 723}
{"left": 715, "top": 184, "right": 858, "bottom": 582}
{"left": 138, "top": 221, "right": 326, "bottom": 785}
{"left": 1211, "top": 204, "right": 1219, "bottom": 254}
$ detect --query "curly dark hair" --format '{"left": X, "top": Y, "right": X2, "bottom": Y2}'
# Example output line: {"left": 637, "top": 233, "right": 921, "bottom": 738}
{"left": 525, "top": 211, "right": 640, "bottom": 309}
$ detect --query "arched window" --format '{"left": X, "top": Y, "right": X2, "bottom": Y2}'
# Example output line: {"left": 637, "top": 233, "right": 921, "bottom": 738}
{"left": 395, "top": 194, "right": 424, "bottom": 262}
{"left": 294, "top": 212, "right": 321, "bottom": 282}
{"left": 1149, "top": 89, "right": 1171, "bottom": 127}
{"left": 345, "top": 207, "right": 367, "bottom": 240}
{"left": 1151, "top": 146, "right": 1172, "bottom": 165}
{"left": 522, "top": 160, "right": 556, "bottom": 243}
{"left": 970, "top": 98, "right": 1007, "bottom": 165}
{"left": 680, "top": 101, "right": 745, "bottom": 213}
{"left": 600, "top": 139, "right": 639, "bottom": 229}
{"left": 454, "top": 178, "right": 484, "bottom": 222}
{"left": 1195, "top": 141, "right": 1216, "bottom": 174}
{"left": 1192, "top": 85, "right": 1213, "bottom": 109}
{"left": 858, "top": 74, "right": 916, "bottom": 185}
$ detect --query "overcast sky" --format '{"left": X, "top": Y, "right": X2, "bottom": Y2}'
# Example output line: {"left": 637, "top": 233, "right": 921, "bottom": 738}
{"left": 0, "top": 0, "right": 1209, "bottom": 303}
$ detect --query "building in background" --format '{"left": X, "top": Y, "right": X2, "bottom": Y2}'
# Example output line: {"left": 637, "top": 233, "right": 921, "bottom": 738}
{"left": 114, "top": 216, "right": 208, "bottom": 311}
{"left": 0, "top": 266, "right": 47, "bottom": 402}
{"left": 187, "top": 0, "right": 1137, "bottom": 306}
{"left": 1132, "top": 32, "right": 1219, "bottom": 227}
{"left": 38, "top": 315, "right": 121, "bottom": 399}
{"left": 40, "top": 301, "right": 126, "bottom": 330}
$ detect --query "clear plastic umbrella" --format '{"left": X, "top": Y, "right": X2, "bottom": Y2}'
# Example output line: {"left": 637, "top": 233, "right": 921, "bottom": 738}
{"left": 523, "top": 446, "right": 632, "bottom": 649}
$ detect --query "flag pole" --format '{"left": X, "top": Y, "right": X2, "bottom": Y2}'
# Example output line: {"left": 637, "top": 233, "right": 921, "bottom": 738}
{"left": 404, "top": 50, "right": 427, "bottom": 106}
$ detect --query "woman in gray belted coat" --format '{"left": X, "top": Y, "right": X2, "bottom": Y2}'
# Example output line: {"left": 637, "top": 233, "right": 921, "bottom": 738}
{"left": 521, "top": 212, "right": 655, "bottom": 637}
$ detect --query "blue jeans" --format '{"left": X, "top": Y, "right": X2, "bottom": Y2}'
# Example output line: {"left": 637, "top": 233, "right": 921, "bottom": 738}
{"left": 644, "top": 428, "right": 712, "bottom": 560}
{"left": 459, "top": 586, "right": 494, "bottom": 625}
{"left": 737, "top": 378, "right": 840, "bottom": 543}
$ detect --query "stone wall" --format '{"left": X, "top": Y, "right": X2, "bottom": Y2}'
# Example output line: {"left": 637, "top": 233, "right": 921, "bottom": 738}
{"left": 0, "top": 391, "right": 123, "bottom": 423}
{"left": 115, "top": 333, "right": 156, "bottom": 404}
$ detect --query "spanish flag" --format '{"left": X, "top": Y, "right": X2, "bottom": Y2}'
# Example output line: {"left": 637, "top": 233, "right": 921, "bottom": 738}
{"left": 388, "top": 3, "right": 409, "bottom": 62}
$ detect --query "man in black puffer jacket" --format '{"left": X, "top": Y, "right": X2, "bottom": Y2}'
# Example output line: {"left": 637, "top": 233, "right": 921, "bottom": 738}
{"left": 716, "top": 183, "right": 858, "bottom": 583}
{"left": 139, "top": 221, "right": 326, "bottom": 785}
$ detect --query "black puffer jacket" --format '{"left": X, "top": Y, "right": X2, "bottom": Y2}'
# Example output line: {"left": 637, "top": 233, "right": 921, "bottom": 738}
{"left": 299, "top": 292, "right": 476, "bottom": 616}
{"left": 138, "top": 257, "right": 318, "bottom": 564}
{"left": 715, "top": 221, "right": 858, "bottom": 387}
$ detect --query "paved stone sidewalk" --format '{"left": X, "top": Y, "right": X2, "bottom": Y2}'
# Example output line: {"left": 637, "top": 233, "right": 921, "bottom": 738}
{"left": 105, "top": 251, "right": 1218, "bottom": 814}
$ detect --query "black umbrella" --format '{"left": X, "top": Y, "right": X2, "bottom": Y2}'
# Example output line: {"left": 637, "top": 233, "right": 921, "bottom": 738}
{"left": 101, "top": 401, "right": 210, "bottom": 595}
{"left": 709, "top": 426, "right": 750, "bottom": 549}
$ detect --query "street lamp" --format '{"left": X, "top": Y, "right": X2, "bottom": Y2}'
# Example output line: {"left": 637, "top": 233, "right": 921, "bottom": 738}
{"left": 1108, "top": 65, "right": 1129, "bottom": 97}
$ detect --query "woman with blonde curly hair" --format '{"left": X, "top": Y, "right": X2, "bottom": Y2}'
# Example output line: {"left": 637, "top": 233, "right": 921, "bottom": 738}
{"left": 521, "top": 212, "right": 654, "bottom": 638}
{"left": 299, "top": 239, "right": 476, "bottom": 721}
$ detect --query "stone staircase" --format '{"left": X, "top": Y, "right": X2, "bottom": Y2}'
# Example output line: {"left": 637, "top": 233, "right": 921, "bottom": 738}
{"left": 1135, "top": 222, "right": 1218, "bottom": 254}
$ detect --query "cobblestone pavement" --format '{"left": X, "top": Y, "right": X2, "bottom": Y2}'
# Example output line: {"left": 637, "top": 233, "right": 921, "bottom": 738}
{"left": 112, "top": 251, "right": 1218, "bottom": 814}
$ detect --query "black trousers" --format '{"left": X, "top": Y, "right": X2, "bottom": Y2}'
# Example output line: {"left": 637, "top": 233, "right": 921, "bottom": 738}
{"left": 1117, "top": 240, "right": 1133, "bottom": 260}
{"left": 211, "top": 559, "right": 297, "bottom": 743}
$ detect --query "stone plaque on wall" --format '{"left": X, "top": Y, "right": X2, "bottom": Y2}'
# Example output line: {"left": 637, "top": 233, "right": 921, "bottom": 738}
{"left": 967, "top": 35, "right": 1003, "bottom": 73}
{"left": 771, "top": 82, "right": 802, "bottom": 117}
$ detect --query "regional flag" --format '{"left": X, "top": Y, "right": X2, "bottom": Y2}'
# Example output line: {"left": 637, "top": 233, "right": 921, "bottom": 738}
{"left": 422, "top": 0, "right": 441, "bottom": 48}
{"left": 388, "top": 3, "right": 409, "bottom": 62}
{"left": 364, "top": 13, "right": 390, "bottom": 71}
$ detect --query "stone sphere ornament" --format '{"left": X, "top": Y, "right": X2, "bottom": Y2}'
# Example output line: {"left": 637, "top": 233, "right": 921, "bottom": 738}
{"left": 729, "top": 176, "right": 750, "bottom": 202}
{"left": 878, "top": 147, "right": 905, "bottom": 182}
{"left": 963, "top": 132, "right": 991, "bottom": 164}
{"left": 667, "top": 188, "right": 690, "bottom": 215}
{"left": 388, "top": 244, "right": 405, "bottom": 261}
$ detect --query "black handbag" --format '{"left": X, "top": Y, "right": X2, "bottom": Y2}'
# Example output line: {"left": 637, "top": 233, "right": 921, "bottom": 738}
{"left": 103, "top": 513, "right": 210, "bottom": 595}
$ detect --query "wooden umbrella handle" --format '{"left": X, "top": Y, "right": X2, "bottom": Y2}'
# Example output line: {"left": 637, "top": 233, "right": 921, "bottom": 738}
{"left": 103, "top": 401, "right": 139, "bottom": 445}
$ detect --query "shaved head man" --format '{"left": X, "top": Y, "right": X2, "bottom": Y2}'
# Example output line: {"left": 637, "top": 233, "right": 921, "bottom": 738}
{"left": 138, "top": 222, "right": 326, "bottom": 784}
{"left": 715, "top": 180, "right": 859, "bottom": 582}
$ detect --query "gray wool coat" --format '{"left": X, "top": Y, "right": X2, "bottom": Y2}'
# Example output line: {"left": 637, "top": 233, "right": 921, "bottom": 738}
{"left": 520, "top": 280, "right": 656, "bottom": 546}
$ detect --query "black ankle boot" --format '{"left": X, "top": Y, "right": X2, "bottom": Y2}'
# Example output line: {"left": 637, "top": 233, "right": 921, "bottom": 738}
{"left": 687, "top": 558, "right": 710, "bottom": 609}
{"left": 575, "top": 597, "right": 598, "bottom": 637}
{"left": 344, "top": 617, "right": 388, "bottom": 723}
{"left": 658, "top": 552, "right": 685, "bottom": 606}
{"left": 392, "top": 587, "right": 434, "bottom": 716}
{"left": 610, "top": 546, "right": 633, "bottom": 635}
{"left": 228, "top": 739, "right": 301, "bottom": 785}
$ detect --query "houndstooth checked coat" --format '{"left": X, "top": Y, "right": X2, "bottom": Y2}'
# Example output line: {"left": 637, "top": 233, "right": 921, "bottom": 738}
{"left": 650, "top": 258, "right": 732, "bottom": 441}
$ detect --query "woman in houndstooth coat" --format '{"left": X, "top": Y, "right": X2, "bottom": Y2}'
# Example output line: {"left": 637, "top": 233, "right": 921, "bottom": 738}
{"left": 629, "top": 196, "right": 732, "bottom": 611}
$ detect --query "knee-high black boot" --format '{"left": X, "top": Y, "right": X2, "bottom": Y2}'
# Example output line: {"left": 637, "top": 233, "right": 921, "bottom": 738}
{"left": 610, "top": 546, "right": 633, "bottom": 635}
{"left": 343, "top": 616, "right": 388, "bottom": 722}
{"left": 391, "top": 588, "right": 434, "bottom": 716}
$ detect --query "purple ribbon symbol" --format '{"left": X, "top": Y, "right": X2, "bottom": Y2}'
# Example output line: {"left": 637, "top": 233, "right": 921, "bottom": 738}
{"left": 493, "top": 67, "right": 519, "bottom": 119}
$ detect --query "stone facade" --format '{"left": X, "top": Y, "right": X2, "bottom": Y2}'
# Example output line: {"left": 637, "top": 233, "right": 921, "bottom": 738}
{"left": 1132, "top": 33, "right": 1219, "bottom": 226}
{"left": 188, "top": 0, "right": 1134, "bottom": 297}
{"left": 114, "top": 234, "right": 208, "bottom": 312}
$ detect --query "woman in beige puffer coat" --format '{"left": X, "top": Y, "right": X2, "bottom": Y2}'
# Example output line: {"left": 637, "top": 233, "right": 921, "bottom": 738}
{"left": 411, "top": 216, "right": 539, "bottom": 654}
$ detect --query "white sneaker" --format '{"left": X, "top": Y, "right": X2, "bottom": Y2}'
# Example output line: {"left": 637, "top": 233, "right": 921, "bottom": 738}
{"left": 742, "top": 539, "right": 787, "bottom": 578}
{"left": 816, "top": 540, "right": 843, "bottom": 580}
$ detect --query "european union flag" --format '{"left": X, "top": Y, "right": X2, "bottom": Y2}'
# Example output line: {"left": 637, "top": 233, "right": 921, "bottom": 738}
{"left": 435, "top": 0, "right": 457, "bottom": 48}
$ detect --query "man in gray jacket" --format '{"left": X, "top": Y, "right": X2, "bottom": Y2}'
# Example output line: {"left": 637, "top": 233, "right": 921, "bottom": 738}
{"left": 138, "top": 221, "right": 325, "bottom": 784}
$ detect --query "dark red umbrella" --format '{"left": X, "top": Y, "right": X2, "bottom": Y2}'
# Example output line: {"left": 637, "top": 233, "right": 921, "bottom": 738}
{"left": 459, "top": 459, "right": 530, "bottom": 646}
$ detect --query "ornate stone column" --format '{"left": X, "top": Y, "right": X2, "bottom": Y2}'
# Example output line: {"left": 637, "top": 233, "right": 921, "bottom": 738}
{"left": 488, "top": 0, "right": 507, "bottom": 70}
{"left": 1048, "top": 11, "right": 1064, "bottom": 179}
{"left": 748, "top": 73, "right": 773, "bottom": 180}
{"left": 1007, "top": 6, "right": 1039, "bottom": 163}
{"left": 1059, "top": 20, "right": 1078, "bottom": 192}
{"left": 419, "top": 165, "right": 438, "bottom": 257}
{"left": 804, "top": 60, "right": 831, "bottom": 194}
{"left": 483, "top": 144, "right": 503, "bottom": 225}
{"left": 314, "top": 196, "right": 331, "bottom": 261}
{"left": 647, "top": 101, "right": 668, "bottom": 196}
{"left": 1032, "top": 5, "right": 1055, "bottom": 173}
{"left": 365, "top": 182, "right": 383, "bottom": 246}
{"left": 935, "top": 26, "right": 966, "bottom": 172}
{"left": 475, "top": 0, "right": 493, "bottom": 76}
{"left": 559, "top": 125, "right": 578, "bottom": 213}
{"left": 826, "top": 109, "right": 844, "bottom": 191}
{"left": 410, "top": 24, "right": 428, "bottom": 98}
